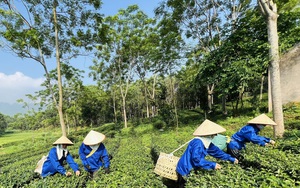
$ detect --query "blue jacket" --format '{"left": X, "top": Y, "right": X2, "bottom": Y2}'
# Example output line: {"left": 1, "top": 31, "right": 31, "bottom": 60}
{"left": 41, "top": 147, "right": 79, "bottom": 177}
{"left": 79, "top": 143, "right": 110, "bottom": 172}
{"left": 176, "top": 138, "right": 235, "bottom": 176}
{"left": 228, "top": 124, "right": 271, "bottom": 150}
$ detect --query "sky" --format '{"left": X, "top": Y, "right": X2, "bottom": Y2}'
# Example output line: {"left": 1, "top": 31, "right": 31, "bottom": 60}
{"left": 0, "top": 0, "right": 162, "bottom": 115}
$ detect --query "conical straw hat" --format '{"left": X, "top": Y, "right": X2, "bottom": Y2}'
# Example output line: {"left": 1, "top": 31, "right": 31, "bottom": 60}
{"left": 83, "top": 130, "right": 106, "bottom": 146}
{"left": 53, "top": 136, "right": 73, "bottom": 145}
{"left": 193, "top": 119, "right": 226, "bottom": 136}
{"left": 247, "top": 114, "right": 277, "bottom": 126}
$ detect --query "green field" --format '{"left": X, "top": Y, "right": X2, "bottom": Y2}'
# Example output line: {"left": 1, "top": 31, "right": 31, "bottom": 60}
{"left": 1, "top": 105, "right": 300, "bottom": 187}
{"left": 0, "top": 130, "right": 61, "bottom": 155}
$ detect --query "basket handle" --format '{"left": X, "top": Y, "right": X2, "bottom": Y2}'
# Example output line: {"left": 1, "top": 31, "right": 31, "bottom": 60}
{"left": 170, "top": 138, "right": 194, "bottom": 155}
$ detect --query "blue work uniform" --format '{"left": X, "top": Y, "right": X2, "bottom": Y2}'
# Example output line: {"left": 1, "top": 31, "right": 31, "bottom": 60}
{"left": 176, "top": 138, "right": 236, "bottom": 176}
{"left": 41, "top": 147, "right": 79, "bottom": 177}
{"left": 228, "top": 124, "right": 271, "bottom": 150}
{"left": 79, "top": 143, "right": 110, "bottom": 172}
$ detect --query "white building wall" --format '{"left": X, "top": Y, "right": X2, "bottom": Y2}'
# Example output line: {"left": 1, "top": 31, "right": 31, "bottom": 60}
{"left": 280, "top": 44, "right": 300, "bottom": 104}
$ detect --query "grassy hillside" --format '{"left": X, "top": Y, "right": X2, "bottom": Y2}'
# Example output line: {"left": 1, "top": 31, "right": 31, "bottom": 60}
{"left": 0, "top": 103, "right": 300, "bottom": 187}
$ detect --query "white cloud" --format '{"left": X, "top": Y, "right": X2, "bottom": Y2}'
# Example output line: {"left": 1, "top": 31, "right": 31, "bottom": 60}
{"left": 0, "top": 72, "right": 45, "bottom": 104}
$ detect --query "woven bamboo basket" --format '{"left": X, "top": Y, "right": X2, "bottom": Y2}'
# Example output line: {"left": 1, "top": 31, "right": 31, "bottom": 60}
{"left": 154, "top": 152, "right": 180, "bottom": 181}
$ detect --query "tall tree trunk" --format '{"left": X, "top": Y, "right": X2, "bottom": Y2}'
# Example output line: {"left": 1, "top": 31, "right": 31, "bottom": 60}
{"left": 112, "top": 88, "right": 118, "bottom": 123}
{"left": 168, "top": 76, "right": 179, "bottom": 133}
{"left": 222, "top": 96, "right": 227, "bottom": 115}
{"left": 258, "top": 0, "right": 284, "bottom": 137}
{"left": 172, "top": 79, "right": 179, "bottom": 133}
{"left": 53, "top": 2, "right": 67, "bottom": 136}
{"left": 143, "top": 84, "right": 150, "bottom": 118}
{"left": 118, "top": 58, "right": 130, "bottom": 128}
{"left": 207, "top": 84, "right": 214, "bottom": 112}
{"left": 260, "top": 75, "right": 265, "bottom": 101}
{"left": 121, "top": 95, "right": 128, "bottom": 128}
{"left": 268, "top": 68, "right": 272, "bottom": 111}
{"left": 137, "top": 69, "right": 150, "bottom": 118}
{"left": 149, "top": 74, "right": 157, "bottom": 117}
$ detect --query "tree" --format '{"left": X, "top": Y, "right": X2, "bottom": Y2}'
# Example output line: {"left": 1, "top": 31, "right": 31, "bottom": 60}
{"left": 208, "top": 9, "right": 270, "bottom": 114}
{"left": 91, "top": 5, "right": 159, "bottom": 128}
{"left": 0, "top": 113, "right": 7, "bottom": 133}
{"left": 78, "top": 85, "right": 113, "bottom": 126}
{"left": 134, "top": 26, "right": 159, "bottom": 118}
{"left": 176, "top": 62, "right": 202, "bottom": 110}
{"left": 155, "top": 0, "right": 251, "bottom": 113}
{"left": 258, "top": 0, "right": 284, "bottom": 137}
{"left": 0, "top": 0, "right": 107, "bottom": 136}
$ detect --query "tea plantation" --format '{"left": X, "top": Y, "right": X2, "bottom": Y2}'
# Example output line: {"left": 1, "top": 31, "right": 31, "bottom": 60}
{"left": 1, "top": 104, "right": 300, "bottom": 187}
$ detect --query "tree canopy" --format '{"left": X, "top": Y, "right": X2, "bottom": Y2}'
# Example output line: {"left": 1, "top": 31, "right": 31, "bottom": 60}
{"left": 0, "top": 1, "right": 299, "bottom": 136}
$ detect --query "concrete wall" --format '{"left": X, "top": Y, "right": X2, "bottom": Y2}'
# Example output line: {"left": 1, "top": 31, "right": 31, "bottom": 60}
{"left": 280, "top": 44, "right": 300, "bottom": 104}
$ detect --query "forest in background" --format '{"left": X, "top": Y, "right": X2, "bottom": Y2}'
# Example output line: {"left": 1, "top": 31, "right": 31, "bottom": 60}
{"left": 0, "top": 0, "right": 299, "bottom": 134}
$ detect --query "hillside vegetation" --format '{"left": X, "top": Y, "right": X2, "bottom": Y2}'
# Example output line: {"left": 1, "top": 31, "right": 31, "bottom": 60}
{"left": 0, "top": 103, "right": 300, "bottom": 187}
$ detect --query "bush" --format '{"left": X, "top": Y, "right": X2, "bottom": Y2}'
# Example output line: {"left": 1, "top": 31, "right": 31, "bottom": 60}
{"left": 158, "top": 105, "right": 175, "bottom": 126}
{"left": 153, "top": 120, "right": 166, "bottom": 130}
{"left": 0, "top": 113, "right": 7, "bottom": 134}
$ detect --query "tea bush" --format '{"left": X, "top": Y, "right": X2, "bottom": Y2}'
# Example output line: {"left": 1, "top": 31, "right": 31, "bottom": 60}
{"left": 1, "top": 104, "right": 300, "bottom": 187}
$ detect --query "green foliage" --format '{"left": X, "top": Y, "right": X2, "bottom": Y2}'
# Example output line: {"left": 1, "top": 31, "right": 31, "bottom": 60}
{"left": 0, "top": 113, "right": 7, "bottom": 133}
{"left": 177, "top": 109, "right": 203, "bottom": 125}
{"left": 158, "top": 104, "right": 176, "bottom": 127}
{"left": 278, "top": 11, "right": 300, "bottom": 52}
{"left": 1, "top": 103, "right": 300, "bottom": 187}
{"left": 1, "top": 0, "right": 298, "bottom": 136}
{"left": 277, "top": 0, "right": 300, "bottom": 13}
{"left": 153, "top": 119, "right": 166, "bottom": 130}
{"left": 0, "top": 1, "right": 300, "bottom": 185}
